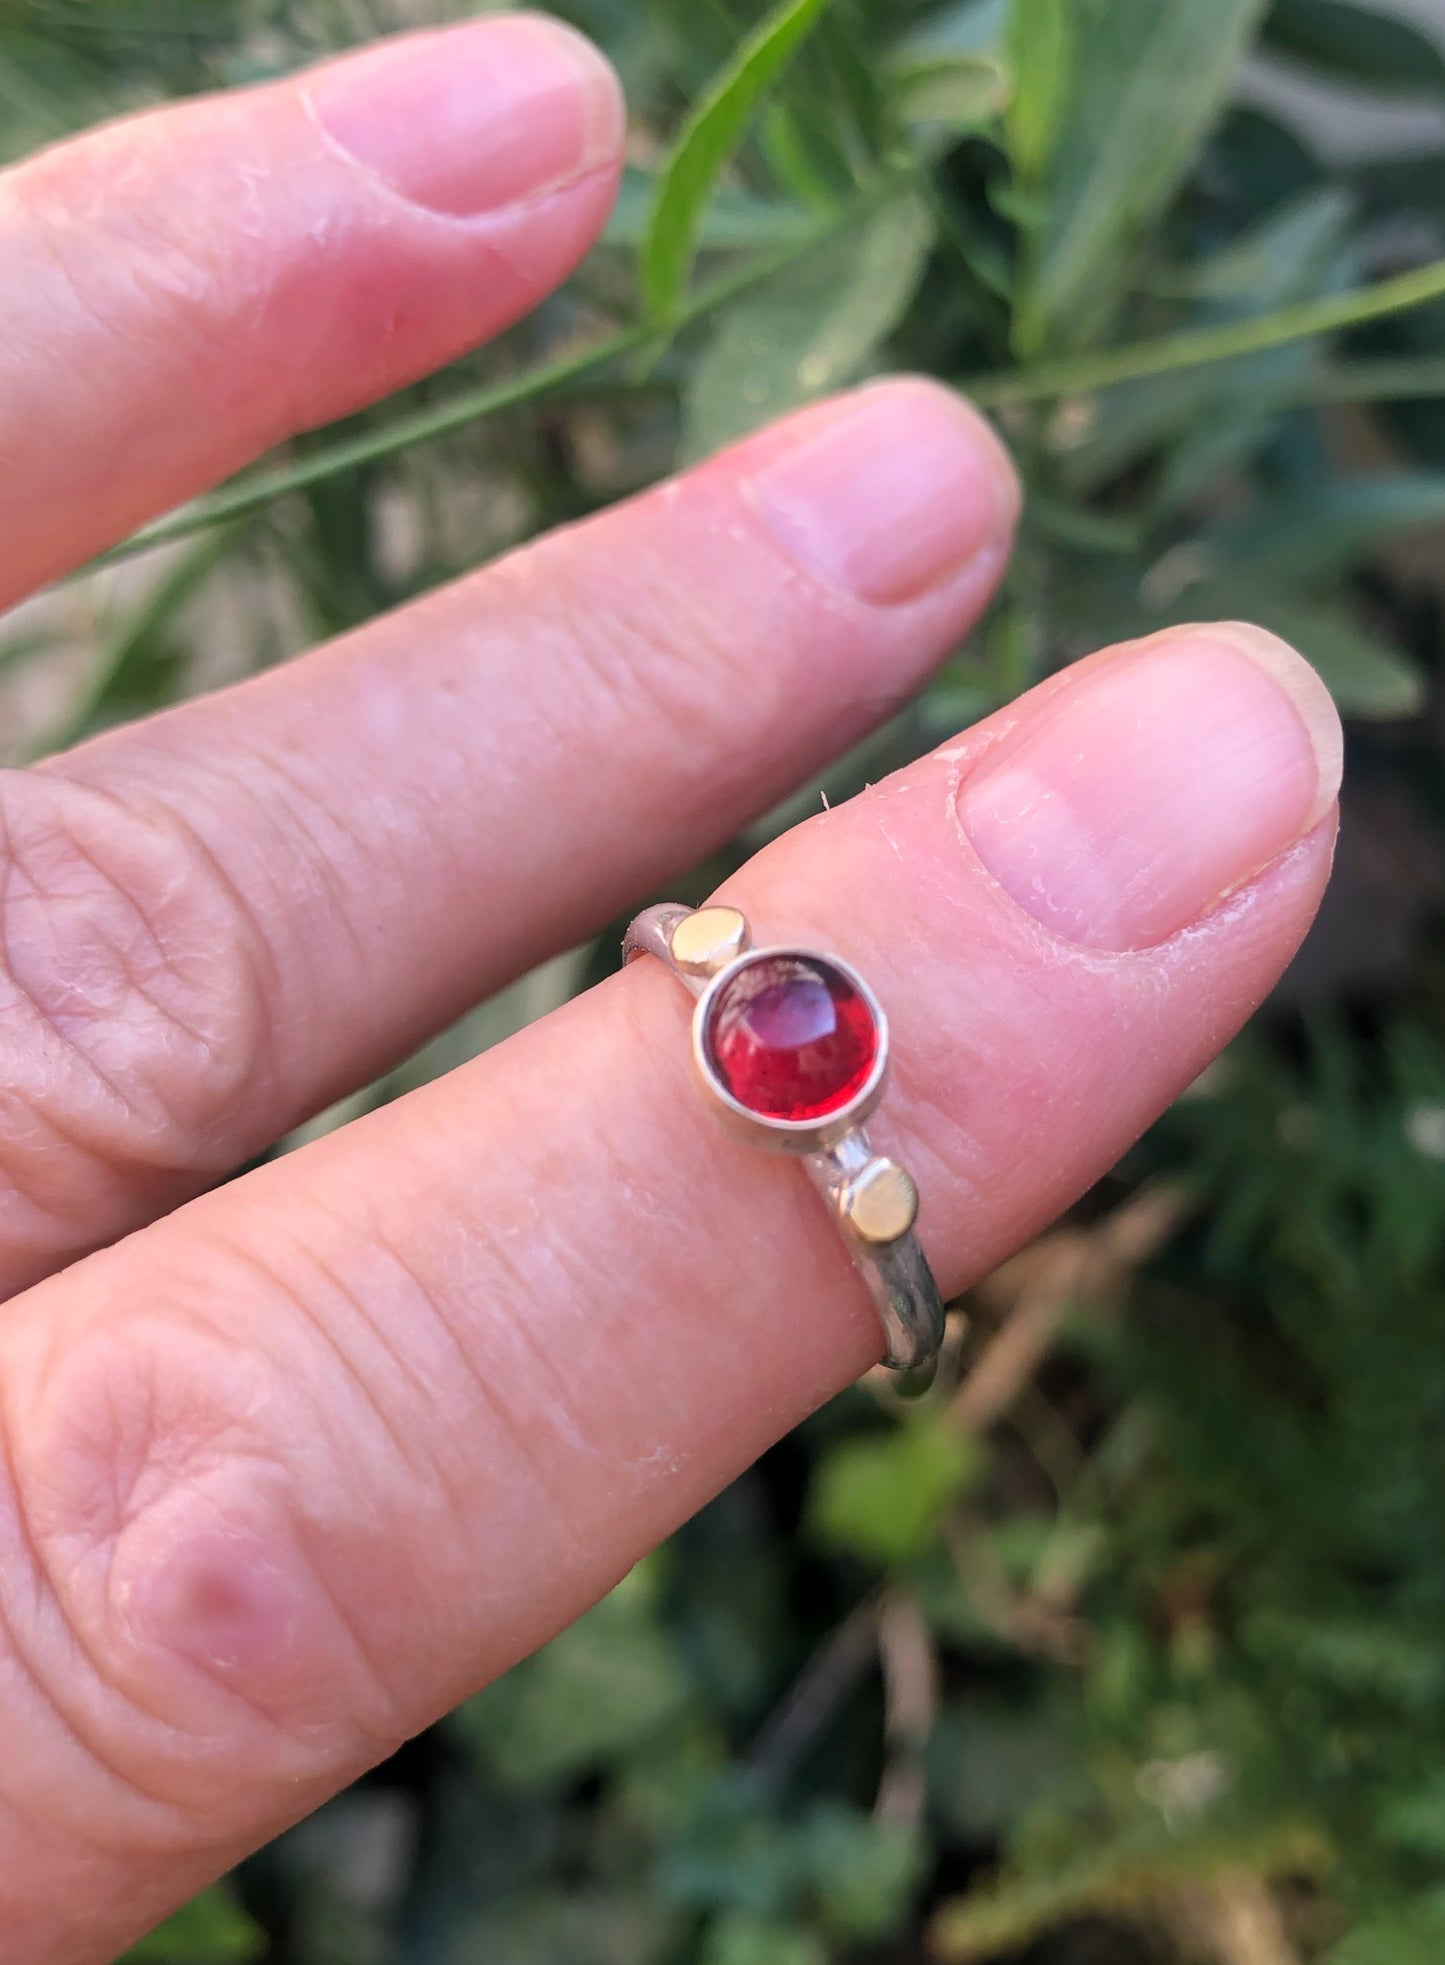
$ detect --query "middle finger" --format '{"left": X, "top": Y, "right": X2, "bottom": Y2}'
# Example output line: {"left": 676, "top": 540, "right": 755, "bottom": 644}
{"left": 6, "top": 380, "right": 1015, "bottom": 1287}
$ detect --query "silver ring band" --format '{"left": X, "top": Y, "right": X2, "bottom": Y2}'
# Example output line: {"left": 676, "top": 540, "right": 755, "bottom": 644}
{"left": 623, "top": 903, "right": 945, "bottom": 1394}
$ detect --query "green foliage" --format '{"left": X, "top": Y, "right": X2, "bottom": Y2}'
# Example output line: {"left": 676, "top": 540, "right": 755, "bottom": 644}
{"left": 457, "top": 1560, "right": 695, "bottom": 1787}
{"left": 121, "top": 1886, "right": 265, "bottom": 1963}
{"left": 6, "top": 3, "right": 1445, "bottom": 1962}
{"left": 640, "top": 0, "right": 836, "bottom": 323}
{"left": 809, "top": 1413, "right": 979, "bottom": 1564}
{"left": 1264, "top": 0, "right": 1445, "bottom": 95}
{"left": 682, "top": 185, "right": 934, "bottom": 457}
{"left": 1007, "top": 0, "right": 1269, "bottom": 355}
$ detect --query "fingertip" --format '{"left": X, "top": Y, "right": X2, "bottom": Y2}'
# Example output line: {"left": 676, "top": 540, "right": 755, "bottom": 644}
{"left": 953, "top": 624, "right": 1340, "bottom": 953}
{"left": 739, "top": 377, "right": 1020, "bottom": 607}
{"left": 303, "top": 12, "right": 626, "bottom": 219}
{"left": 1184, "top": 621, "right": 1344, "bottom": 832}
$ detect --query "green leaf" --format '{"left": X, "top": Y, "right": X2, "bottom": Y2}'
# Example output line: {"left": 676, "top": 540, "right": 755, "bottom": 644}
{"left": 42, "top": 522, "right": 242, "bottom": 755}
{"left": 1252, "top": 603, "right": 1426, "bottom": 720}
{"left": 641, "top": 0, "right": 836, "bottom": 324}
{"left": 1006, "top": 0, "right": 1269, "bottom": 355}
{"left": 456, "top": 1563, "right": 693, "bottom": 1786}
{"left": 1329, "top": 1902, "right": 1445, "bottom": 1965}
{"left": 0, "top": 625, "right": 62, "bottom": 682}
{"left": 700, "top": 1912, "right": 826, "bottom": 1965}
{"left": 1054, "top": 188, "right": 1352, "bottom": 502}
{"left": 1148, "top": 185, "right": 1353, "bottom": 305}
{"left": 682, "top": 188, "right": 933, "bottom": 457}
{"left": 893, "top": 53, "right": 1010, "bottom": 133}
{"left": 1382, "top": 1772, "right": 1445, "bottom": 1857}
{"left": 1194, "top": 472, "right": 1445, "bottom": 587}
{"left": 1263, "top": 0, "right": 1445, "bottom": 97}
{"left": 1004, "top": 0, "right": 1072, "bottom": 189}
{"left": 802, "top": 1804, "right": 925, "bottom": 1940}
{"left": 809, "top": 1415, "right": 979, "bottom": 1565}
{"left": 605, "top": 164, "right": 812, "bottom": 249}
{"left": 896, "top": 0, "right": 1008, "bottom": 64}
{"left": 121, "top": 1888, "right": 264, "bottom": 1964}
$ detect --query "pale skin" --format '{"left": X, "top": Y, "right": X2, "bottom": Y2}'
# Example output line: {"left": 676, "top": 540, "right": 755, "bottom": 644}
{"left": 0, "top": 14, "right": 1345, "bottom": 1961}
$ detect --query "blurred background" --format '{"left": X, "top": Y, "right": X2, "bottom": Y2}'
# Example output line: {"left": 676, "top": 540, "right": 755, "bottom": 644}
{"left": 3, "top": 1, "right": 1445, "bottom": 1960}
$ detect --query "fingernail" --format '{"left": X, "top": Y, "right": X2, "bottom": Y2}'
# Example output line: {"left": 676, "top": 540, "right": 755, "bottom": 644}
{"left": 307, "top": 15, "right": 624, "bottom": 218}
{"left": 743, "top": 378, "right": 1020, "bottom": 605}
{"left": 956, "top": 624, "right": 1343, "bottom": 951}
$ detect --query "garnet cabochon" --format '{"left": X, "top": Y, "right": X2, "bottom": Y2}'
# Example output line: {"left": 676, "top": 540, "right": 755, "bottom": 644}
{"left": 702, "top": 952, "right": 880, "bottom": 1123}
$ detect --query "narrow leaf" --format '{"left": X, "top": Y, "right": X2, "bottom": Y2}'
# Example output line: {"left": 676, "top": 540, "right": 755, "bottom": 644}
{"left": 605, "top": 164, "right": 812, "bottom": 249}
{"left": 43, "top": 524, "right": 240, "bottom": 754}
{"left": 1005, "top": 0, "right": 1072, "bottom": 187}
{"left": 1195, "top": 472, "right": 1445, "bottom": 586}
{"left": 1007, "top": 0, "right": 1269, "bottom": 355}
{"left": 1055, "top": 189, "right": 1352, "bottom": 500}
{"left": 682, "top": 189, "right": 934, "bottom": 458}
{"left": 895, "top": 0, "right": 1008, "bottom": 63}
{"left": 892, "top": 54, "right": 1011, "bottom": 134}
{"left": 1263, "top": 0, "right": 1445, "bottom": 97}
{"left": 641, "top": 0, "right": 835, "bottom": 324}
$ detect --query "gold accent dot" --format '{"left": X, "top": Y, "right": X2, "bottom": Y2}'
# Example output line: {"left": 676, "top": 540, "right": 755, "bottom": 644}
{"left": 670, "top": 906, "right": 749, "bottom": 978}
{"left": 841, "top": 1159, "right": 919, "bottom": 1245}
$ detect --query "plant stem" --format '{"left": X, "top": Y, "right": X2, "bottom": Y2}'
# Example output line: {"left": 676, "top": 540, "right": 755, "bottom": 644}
{"left": 99, "top": 240, "right": 1445, "bottom": 567}
{"left": 964, "top": 256, "right": 1445, "bottom": 406}
{"left": 101, "top": 201, "right": 883, "bottom": 568}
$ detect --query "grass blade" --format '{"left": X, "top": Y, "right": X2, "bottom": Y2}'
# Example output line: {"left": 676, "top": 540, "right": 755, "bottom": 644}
{"left": 640, "top": 0, "right": 835, "bottom": 325}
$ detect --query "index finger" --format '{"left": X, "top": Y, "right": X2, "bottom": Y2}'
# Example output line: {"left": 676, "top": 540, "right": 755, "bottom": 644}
{"left": 0, "top": 13, "right": 623, "bottom": 606}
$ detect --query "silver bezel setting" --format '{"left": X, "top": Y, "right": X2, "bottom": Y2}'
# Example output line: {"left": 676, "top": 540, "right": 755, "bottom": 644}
{"left": 690, "top": 945, "right": 889, "bottom": 1154}
{"left": 623, "top": 902, "right": 946, "bottom": 1388}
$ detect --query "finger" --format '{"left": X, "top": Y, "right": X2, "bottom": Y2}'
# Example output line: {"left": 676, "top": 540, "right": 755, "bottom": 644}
{"left": 0, "top": 13, "right": 624, "bottom": 605}
{"left": 0, "top": 622, "right": 1339, "bottom": 1959}
{"left": 9, "top": 379, "right": 1016, "bottom": 1290}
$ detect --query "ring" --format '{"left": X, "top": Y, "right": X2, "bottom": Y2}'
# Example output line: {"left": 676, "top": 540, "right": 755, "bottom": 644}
{"left": 623, "top": 903, "right": 945, "bottom": 1394}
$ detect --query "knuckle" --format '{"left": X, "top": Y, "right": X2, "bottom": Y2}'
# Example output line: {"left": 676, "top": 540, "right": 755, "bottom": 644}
{"left": 0, "top": 1261, "right": 388, "bottom": 1844}
{"left": 501, "top": 526, "right": 793, "bottom": 791}
{"left": 0, "top": 767, "right": 274, "bottom": 1177}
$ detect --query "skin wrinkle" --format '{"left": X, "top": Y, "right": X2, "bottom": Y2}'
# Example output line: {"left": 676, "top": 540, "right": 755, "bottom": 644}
{"left": 1, "top": 772, "right": 273, "bottom": 1142}
{"left": 117, "top": 760, "right": 317, "bottom": 1070}
{"left": 0, "top": 1401, "right": 203, "bottom": 1837}
{"left": 0, "top": 1094, "right": 193, "bottom": 1282}
{"left": 215, "top": 743, "right": 377, "bottom": 981}
{"left": 193, "top": 1183, "right": 604, "bottom": 1707}
{"left": 45, "top": 1321, "right": 393, "bottom": 1780}
{"left": 12, "top": 823, "right": 218, "bottom": 1064}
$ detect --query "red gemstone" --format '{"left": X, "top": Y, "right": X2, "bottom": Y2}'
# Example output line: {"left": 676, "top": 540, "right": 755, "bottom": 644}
{"left": 704, "top": 953, "right": 879, "bottom": 1122}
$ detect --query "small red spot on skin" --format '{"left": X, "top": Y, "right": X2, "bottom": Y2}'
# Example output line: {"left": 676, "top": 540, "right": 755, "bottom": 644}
{"left": 705, "top": 954, "right": 878, "bottom": 1122}
{"left": 134, "top": 1527, "right": 299, "bottom": 1674}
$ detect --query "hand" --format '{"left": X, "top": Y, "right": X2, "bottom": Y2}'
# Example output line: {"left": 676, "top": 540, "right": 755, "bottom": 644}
{"left": 0, "top": 15, "right": 1341, "bottom": 1959}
